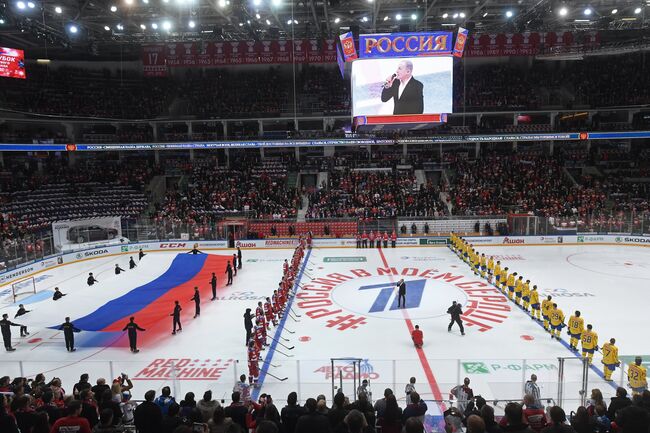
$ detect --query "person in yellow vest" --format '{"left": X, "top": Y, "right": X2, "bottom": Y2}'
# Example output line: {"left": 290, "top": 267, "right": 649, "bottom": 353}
{"left": 541, "top": 295, "right": 554, "bottom": 331}
{"left": 514, "top": 276, "right": 524, "bottom": 306}
{"left": 529, "top": 286, "right": 541, "bottom": 321}
{"left": 581, "top": 324, "right": 598, "bottom": 364}
{"left": 601, "top": 338, "right": 620, "bottom": 381}
{"left": 488, "top": 256, "right": 494, "bottom": 284}
{"left": 549, "top": 303, "right": 565, "bottom": 340}
{"left": 522, "top": 280, "right": 531, "bottom": 312}
{"left": 567, "top": 311, "right": 584, "bottom": 352}
{"left": 628, "top": 356, "right": 648, "bottom": 395}
{"left": 506, "top": 271, "right": 516, "bottom": 300}
{"left": 480, "top": 253, "right": 487, "bottom": 278}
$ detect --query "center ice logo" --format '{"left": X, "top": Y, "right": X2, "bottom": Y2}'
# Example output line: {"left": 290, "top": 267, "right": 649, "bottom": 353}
{"left": 359, "top": 279, "right": 426, "bottom": 312}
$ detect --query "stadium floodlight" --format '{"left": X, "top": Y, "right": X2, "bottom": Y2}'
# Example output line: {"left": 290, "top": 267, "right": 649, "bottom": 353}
{"left": 140, "top": 23, "right": 146, "bottom": 29}
{"left": 383, "top": 15, "right": 388, "bottom": 20}
{"left": 583, "top": 8, "right": 591, "bottom": 16}
{"left": 253, "top": 0, "right": 261, "bottom": 6}
{"left": 286, "top": 19, "right": 291, "bottom": 24}
{"left": 395, "top": 13, "right": 402, "bottom": 20}
{"left": 271, "top": 0, "right": 280, "bottom": 6}
{"left": 110, "top": 5, "right": 117, "bottom": 11}
{"left": 188, "top": 20, "right": 195, "bottom": 28}
{"left": 125, "top": 0, "right": 133, "bottom": 5}
{"left": 559, "top": 7, "right": 568, "bottom": 16}
{"left": 482, "top": 12, "right": 488, "bottom": 17}
{"left": 27, "top": 1, "right": 35, "bottom": 8}
{"left": 505, "top": 10, "right": 513, "bottom": 18}
{"left": 143, "top": 0, "right": 148, "bottom": 3}
{"left": 116, "top": 23, "right": 123, "bottom": 30}
{"left": 0, "top": 19, "right": 5, "bottom": 24}
{"left": 611, "top": 9, "right": 617, "bottom": 14}
{"left": 239, "top": 22, "right": 243, "bottom": 26}
{"left": 104, "top": 25, "right": 110, "bottom": 31}
{"left": 162, "top": 20, "right": 171, "bottom": 30}
{"left": 334, "top": 17, "right": 340, "bottom": 23}
{"left": 151, "top": 22, "right": 158, "bottom": 29}
{"left": 68, "top": 24, "right": 78, "bottom": 33}
{"left": 293, "top": 19, "right": 298, "bottom": 24}
{"left": 453, "top": 13, "right": 459, "bottom": 18}
{"left": 255, "top": 13, "right": 260, "bottom": 19}
{"left": 634, "top": 7, "right": 642, "bottom": 14}
{"left": 442, "top": 13, "right": 448, "bottom": 18}
{"left": 265, "top": 19, "right": 270, "bottom": 25}
{"left": 459, "top": 12, "right": 466, "bottom": 18}
{"left": 411, "top": 13, "right": 416, "bottom": 20}
{"left": 55, "top": 6, "right": 62, "bottom": 13}
{"left": 218, "top": 0, "right": 226, "bottom": 6}
{"left": 362, "top": 16, "right": 368, "bottom": 22}
{"left": 162, "top": 0, "right": 168, "bottom": 2}
{"left": 16, "top": 1, "right": 26, "bottom": 9}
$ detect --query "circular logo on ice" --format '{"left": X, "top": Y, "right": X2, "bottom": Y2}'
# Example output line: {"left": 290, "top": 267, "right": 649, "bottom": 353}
{"left": 330, "top": 275, "right": 467, "bottom": 320}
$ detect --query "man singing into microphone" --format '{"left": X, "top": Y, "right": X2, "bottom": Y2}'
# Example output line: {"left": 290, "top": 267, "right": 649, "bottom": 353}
{"left": 381, "top": 60, "right": 424, "bottom": 115}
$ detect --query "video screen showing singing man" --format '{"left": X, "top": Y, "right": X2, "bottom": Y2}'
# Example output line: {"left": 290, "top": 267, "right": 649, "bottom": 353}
{"left": 380, "top": 60, "right": 424, "bottom": 115}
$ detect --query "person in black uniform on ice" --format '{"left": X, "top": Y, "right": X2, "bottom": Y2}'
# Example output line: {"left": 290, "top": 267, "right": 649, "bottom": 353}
{"left": 138, "top": 249, "right": 146, "bottom": 261}
{"left": 87, "top": 273, "right": 98, "bottom": 286}
{"left": 447, "top": 301, "right": 465, "bottom": 335}
{"left": 244, "top": 308, "right": 253, "bottom": 346}
{"left": 122, "top": 317, "right": 145, "bottom": 353}
{"left": 225, "top": 261, "right": 233, "bottom": 286}
{"left": 171, "top": 301, "right": 182, "bottom": 335}
{"left": 396, "top": 279, "right": 407, "bottom": 308}
{"left": 129, "top": 257, "right": 137, "bottom": 269}
{"left": 14, "top": 304, "right": 30, "bottom": 337}
{"left": 191, "top": 287, "right": 201, "bottom": 318}
{"left": 237, "top": 247, "right": 242, "bottom": 270}
{"left": 59, "top": 317, "right": 81, "bottom": 352}
{"left": 209, "top": 273, "right": 217, "bottom": 301}
{"left": 53, "top": 287, "right": 66, "bottom": 300}
{"left": 1, "top": 313, "right": 22, "bottom": 351}
{"left": 188, "top": 245, "right": 203, "bottom": 255}
{"left": 115, "top": 264, "right": 126, "bottom": 275}
{"left": 232, "top": 254, "right": 238, "bottom": 276}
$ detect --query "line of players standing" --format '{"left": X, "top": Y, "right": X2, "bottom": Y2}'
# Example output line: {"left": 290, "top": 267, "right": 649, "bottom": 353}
{"left": 355, "top": 230, "right": 397, "bottom": 248}
{"left": 450, "top": 233, "right": 648, "bottom": 395}
{"left": 244, "top": 237, "right": 307, "bottom": 388}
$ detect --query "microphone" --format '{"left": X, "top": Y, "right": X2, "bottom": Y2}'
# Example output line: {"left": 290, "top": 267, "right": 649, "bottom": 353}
{"left": 384, "top": 73, "right": 397, "bottom": 88}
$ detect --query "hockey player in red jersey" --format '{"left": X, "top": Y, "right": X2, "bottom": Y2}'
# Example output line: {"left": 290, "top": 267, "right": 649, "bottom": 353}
{"left": 248, "top": 340, "right": 260, "bottom": 386}
{"left": 264, "top": 297, "right": 277, "bottom": 327}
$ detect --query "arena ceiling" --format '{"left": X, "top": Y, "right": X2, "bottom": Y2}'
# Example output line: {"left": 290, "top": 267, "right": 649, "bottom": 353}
{"left": 0, "top": 0, "right": 648, "bottom": 56}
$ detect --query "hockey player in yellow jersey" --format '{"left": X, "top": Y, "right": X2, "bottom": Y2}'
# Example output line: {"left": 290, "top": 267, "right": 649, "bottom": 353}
{"left": 514, "top": 276, "right": 524, "bottom": 306}
{"left": 472, "top": 251, "right": 480, "bottom": 275}
{"left": 601, "top": 338, "right": 620, "bottom": 381}
{"left": 506, "top": 272, "right": 516, "bottom": 300}
{"left": 480, "top": 254, "right": 487, "bottom": 278}
{"left": 489, "top": 258, "right": 497, "bottom": 284}
{"left": 494, "top": 261, "right": 501, "bottom": 284}
{"left": 522, "top": 280, "right": 531, "bottom": 312}
{"left": 530, "top": 286, "right": 541, "bottom": 321}
{"left": 581, "top": 324, "right": 598, "bottom": 364}
{"left": 541, "top": 295, "right": 553, "bottom": 331}
{"left": 567, "top": 311, "right": 584, "bottom": 351}
{"left": 500, "top": 267, "right": 508, "bottom": 293}
{"left": 628, "top": 357, "right": 648, "bottom": 395}
{"left": 549, "top": 303, "right": 565, "bottom": 340}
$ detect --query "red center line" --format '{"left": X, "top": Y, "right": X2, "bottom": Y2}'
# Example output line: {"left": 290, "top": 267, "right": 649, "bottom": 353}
{"left": 377, "top": 247, "right": 445, "bottom": 406}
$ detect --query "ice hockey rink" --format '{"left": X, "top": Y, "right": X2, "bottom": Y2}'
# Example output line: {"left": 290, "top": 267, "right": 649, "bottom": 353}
{"left": 1, "top": 241, "right": 648, "bottom": 428}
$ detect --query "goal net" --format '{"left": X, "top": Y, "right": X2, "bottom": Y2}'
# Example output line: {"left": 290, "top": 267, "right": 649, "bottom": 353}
{"left": 12, "top": 276, "right": 36, "bottom": 303}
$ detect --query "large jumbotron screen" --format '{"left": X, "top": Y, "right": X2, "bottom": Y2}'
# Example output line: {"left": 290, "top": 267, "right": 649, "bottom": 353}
{"left": 351, "top": 56, "right": 453, "bottom": 117}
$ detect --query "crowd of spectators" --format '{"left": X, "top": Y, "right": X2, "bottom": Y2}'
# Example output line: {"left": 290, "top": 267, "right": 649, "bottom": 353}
{"left": 151, "top": 156, "right": 300, "bottom": 225}
{"left": 2, "top": 371, "right": 650, "bottom": 433}
{"left": 306, "top": 170, "right": 446, "bottom": 220}
{"left": 0, "top": 55, "right": 649, "bottom": 121}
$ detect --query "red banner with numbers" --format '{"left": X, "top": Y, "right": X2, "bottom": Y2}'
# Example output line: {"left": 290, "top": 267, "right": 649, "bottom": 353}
{"left": 142, "top": 39, "right": 337, "bottom": 74}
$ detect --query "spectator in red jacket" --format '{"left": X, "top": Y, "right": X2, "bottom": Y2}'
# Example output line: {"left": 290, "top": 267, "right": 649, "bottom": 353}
{"left": 50, "top": 400, "right": 91, "bottom": 433}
